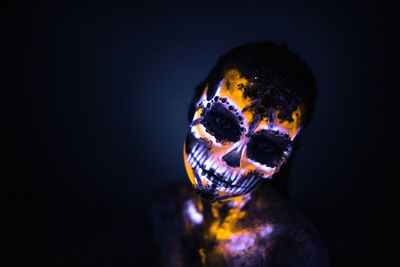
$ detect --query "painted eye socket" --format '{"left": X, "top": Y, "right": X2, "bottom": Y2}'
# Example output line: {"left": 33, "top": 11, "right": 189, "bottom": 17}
{"left": 215, "top": 116, "right": 234, "bottom": 130}
{"left": 202, "top": 103, "right": 241, "bottom": 143}
{"left": 246, "top": 132, "right": 291, "bottom": 167}
{"left": 255, "top": 139, "right": 276, "bottom": 154}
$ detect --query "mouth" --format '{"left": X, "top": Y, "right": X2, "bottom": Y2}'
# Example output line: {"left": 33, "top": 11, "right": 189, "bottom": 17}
{"left": 187, "top": 143, "right": 261, "bottom": 198}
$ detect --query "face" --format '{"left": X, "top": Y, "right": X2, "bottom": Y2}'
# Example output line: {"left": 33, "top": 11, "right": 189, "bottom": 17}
{"left": 184, "top": 69, "right": 304, "bottom": 202}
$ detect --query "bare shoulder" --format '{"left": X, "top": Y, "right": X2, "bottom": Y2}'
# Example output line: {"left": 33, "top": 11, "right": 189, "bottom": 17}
{"left": 151, "top": 182, "right": 203, "bottom": 266}
{"left": 241, "top": 183, "right": 331, "bottom": 267}
{"left": 152, "top": 182, "right": 202, "bottom": 227}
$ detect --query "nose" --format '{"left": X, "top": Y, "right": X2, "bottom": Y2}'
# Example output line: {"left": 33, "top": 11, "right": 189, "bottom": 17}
{"left": 222, "top": 146, "right": 244, "bottom": 168}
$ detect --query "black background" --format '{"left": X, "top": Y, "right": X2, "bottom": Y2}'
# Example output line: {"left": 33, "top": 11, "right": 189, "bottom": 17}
{"left": 7, "top": 0, "right": 396, "bottom": 266}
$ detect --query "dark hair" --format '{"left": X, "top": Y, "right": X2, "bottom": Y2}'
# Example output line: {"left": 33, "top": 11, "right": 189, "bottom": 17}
{"left": 188, "top": 42, "right": 317, "bottom": 129}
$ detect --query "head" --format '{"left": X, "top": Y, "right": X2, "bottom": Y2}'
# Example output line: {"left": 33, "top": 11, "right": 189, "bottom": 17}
{"left": 183, "top": 42, "right": 317, "bottom": 202}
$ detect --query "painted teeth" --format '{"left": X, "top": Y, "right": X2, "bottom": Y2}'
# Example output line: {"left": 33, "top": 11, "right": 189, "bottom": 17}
{"left": 215, "top": 166, "right": 226, "bottom": 177}
{"left": 223, "top": 171, "right": 230, "bottom": 179}
{"left": 189, "top": 156, "right": 194, "bottom": 165}
{"left": 231, "top": 171, "right": 240, "bottom": 185}
{"left": 195, "top": 148, "right": 205, "bottom": 159}
{"left": 226, "top": 186, "right": 233, "bottom": 193}
{"left": 241, "top": 176, "right": 253, "bottom": 188}
{"left": 193, "top": 146, "right": 203, "bottom": 158}
{"left": 204, "top": 159, "right": 213, "bottom": 170}
{"left": 248, "top": 177, "right": 259, "bottom": 189}
{"left": 234, "top": 187, "right": 242, "bottom": 194}
{"left": 210, "top": 161, "right": 218, "bottom": 170}
{"left": 192, "top": 143, "right": 198, "bottom": 153}
{"left": 188, "top": 144, "right": 262, "bottom": 195}
{"left": 199, "top": 154, "right": 207, "bottom": 164}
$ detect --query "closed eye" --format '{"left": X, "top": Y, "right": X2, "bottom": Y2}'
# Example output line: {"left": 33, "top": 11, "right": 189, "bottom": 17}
{"left": 202, "top": 103, "right": 242, "bottom": 143}
{"left": 246, "top": 130, "right": 291, "bottom": 167}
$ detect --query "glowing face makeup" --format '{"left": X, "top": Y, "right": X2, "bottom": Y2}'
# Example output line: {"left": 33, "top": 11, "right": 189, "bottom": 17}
{"left": 184, "top": 69, "right": 304, "bottom": 202}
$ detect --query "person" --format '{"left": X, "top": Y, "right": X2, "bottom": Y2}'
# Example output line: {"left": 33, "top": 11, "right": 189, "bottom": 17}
{"left": 152, "top": 42, "right": 330, "bottom": 266}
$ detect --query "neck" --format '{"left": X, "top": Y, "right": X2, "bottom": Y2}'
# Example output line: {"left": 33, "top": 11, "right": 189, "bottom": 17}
{"left": 217, "top": 193, "right": 253, "bottom": 210}
{"left": 199, "top": 192, "right": 254, "bottom": 247}
{"left": 202, "top": 192, "right": 253, "bottom": 220}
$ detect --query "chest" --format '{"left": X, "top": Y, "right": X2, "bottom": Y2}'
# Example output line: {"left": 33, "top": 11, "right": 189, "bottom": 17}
{"left": 198, "top": 206, "right": 279, "bottom": 265}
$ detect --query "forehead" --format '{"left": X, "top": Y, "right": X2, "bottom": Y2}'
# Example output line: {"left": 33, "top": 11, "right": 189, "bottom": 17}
{"left": 211, "top": 69, "right": 303, "bottom": 140}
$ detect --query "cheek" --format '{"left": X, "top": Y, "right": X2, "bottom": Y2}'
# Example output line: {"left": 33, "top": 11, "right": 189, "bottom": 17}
{"left": 191, "top": 122, "right": 226, "bottom": 149}
{"left": 190, "top": 124, "right": 236, "bottom": 163}
{"left": 192, "top": 124, "right": 209, "bottom": 140}
{"left": 186, "top": 128, "right": 278, "bottom": 180}
{"left": 190, "top": 108, "right": 212, "bottom": 141}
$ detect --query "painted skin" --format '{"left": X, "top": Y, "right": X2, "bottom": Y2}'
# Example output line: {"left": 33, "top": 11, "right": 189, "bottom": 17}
{"left": 180, "top": 69, "right": 310, "bottom": 265}
{"left": 153, "top": 180, "right": 329, "bottom": 266}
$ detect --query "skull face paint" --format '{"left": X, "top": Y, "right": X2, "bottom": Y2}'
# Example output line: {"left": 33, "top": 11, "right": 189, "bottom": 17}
{"left": 184, "top": 69, "right": 304, "bottom": 202}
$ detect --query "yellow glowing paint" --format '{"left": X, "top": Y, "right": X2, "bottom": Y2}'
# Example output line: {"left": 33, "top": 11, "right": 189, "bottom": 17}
{"left": 218, "top": 69, "right": 255, "bottom": 124}
{"left": 218, "top": 69, "right": 303, "bottom": 140}
{"left": 193, "top": 107, "right": 203, "bottom": 120}
{"left": 252, "top": 105, "right": 303, "bottom": 140}
{"left": 274, "top": 106, "right": 303, "bottom": 139}
{"left": 201, "top": 84, "right": 209, "bottom": 100}
{"left": 207, "top": 195, "right": 247, "bottom": 241}
{"left": 219, "top": 69, "right": 252, "bottom": 110}
{"left": 199, "top": 195, "right": 275, "bottom": 259}
{"left": 199, "top": 248, "right": 206, "bottom": 264}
